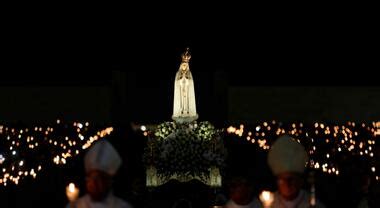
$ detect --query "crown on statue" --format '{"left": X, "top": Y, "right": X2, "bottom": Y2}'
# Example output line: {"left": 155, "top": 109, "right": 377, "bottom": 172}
{"left": 181, "top": 48, "right": 191, "bottom": 63}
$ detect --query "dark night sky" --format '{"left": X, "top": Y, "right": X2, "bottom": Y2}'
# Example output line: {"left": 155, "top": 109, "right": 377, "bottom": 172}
{"left": 1, "top": 10, "right": 377, "bottom": 86}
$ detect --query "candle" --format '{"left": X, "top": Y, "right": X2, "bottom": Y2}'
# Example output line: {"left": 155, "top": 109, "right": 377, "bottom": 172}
{"left": 310, "top": 184, "right": 316, "bottom": 206}
{"left": 66, "top": 183, "right": 79, "bottom": 202}
{"left": 259, "top": 190, "right": 274, "bottom": 208}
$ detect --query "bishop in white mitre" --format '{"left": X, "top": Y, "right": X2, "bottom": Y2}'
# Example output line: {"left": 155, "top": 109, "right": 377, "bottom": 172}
{"left": 66, "top": 140, "right": 133, "bottom": 208}
{"left": 251, "top": 135, "right": 326, "bottom": 208}
{"left": 172, "top": 48, "right": 198, "bottom": 123}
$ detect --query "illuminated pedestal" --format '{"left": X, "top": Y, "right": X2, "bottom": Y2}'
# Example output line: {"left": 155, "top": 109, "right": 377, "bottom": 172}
{"left": 146, "top": 166, "right": 222, "bottom": 187}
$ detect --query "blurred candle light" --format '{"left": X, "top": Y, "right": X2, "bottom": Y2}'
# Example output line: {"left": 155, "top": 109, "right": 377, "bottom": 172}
{"left": 259, "top": 190, "right": 274, "bottom": 207}
{"left": 66, "top": 183, "right": 79, "bottom": 202}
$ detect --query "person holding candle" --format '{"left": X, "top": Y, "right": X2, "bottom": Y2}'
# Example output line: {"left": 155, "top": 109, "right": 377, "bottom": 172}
{"left": 66, "top": 140, "right": 133, "bottom": 208}
{"left": 252, "top": 135, "right": 325, "bottom": 208}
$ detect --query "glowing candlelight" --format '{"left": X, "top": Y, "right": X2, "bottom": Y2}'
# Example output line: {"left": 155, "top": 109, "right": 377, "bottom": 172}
{"left": 259, "top": 190, "right": 274, "bottom": 207}
{"left": 66, "top": 183, "right": 79, "bottom": 202}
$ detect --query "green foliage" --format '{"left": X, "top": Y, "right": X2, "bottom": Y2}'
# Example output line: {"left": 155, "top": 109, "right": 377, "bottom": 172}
{"left": 143, "top": 121, "right": 227, "bottom": 180}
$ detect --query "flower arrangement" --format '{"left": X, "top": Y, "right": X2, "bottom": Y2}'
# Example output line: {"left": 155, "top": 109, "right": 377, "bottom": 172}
{"left": 144, "top": 121, "right": 226, "bottom": 182}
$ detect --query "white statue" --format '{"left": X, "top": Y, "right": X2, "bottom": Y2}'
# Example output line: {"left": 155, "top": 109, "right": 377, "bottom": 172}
{"left": 172, "top": 48, "right": 198, "bottom": 123}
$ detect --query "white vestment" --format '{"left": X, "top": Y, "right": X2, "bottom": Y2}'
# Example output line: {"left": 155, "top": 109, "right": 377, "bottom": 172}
{"left": 251, "top": 190, "right": 325, "bottom": 208}
{"left": 66, "top": 194, "right": 133, "bottom": 208}
{"left": 224, "top": 199, "right": 256, "bottom": 208}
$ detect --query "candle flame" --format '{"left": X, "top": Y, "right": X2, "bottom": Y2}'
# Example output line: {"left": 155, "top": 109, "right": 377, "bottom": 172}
{"left": 68, "top": 183, "right": 76, "bottom": 193}
{"left": 259, "top": 190, "right": 274, "bottom": 206}
{"left": 262, "top": 191, "right": 271, "bottom": 201}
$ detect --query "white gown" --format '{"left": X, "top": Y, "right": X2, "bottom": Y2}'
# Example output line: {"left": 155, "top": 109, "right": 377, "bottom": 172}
{"left": 66, "top": 194, "right": 133, "bottom": 208}
{"left": 251, "top": 190, "right": 325, "bottom": 208}
{"left": 172, "top": 61, "right": 198, "bottom": 123}
{"left": 224, "top": 199, "right": 256, "bottom": 208}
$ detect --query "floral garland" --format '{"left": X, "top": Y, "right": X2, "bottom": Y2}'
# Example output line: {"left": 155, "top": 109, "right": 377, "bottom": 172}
{"left": 143, "top": 121, "right": 226, "bottom": 181}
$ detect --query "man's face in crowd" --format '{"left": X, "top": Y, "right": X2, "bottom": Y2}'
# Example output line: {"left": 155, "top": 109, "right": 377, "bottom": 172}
{"left": 86, "top": 170, "right": 113, "bottom": 201}
{"left": 277, "top": 172, "right": 303, "bottom": 201}
{"left": 229, "top": 179, "right": 253, "bottom": 205}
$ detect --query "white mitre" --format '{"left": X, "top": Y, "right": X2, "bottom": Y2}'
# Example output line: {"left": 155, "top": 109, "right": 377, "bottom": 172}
{"left": 84, "top": 140, "right": 122, "bottom": 176}
{"left": 268, "top": 135, "right": 308, "bottom": 175}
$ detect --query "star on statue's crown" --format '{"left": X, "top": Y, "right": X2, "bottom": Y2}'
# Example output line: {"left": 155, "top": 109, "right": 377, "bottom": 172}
{"left": 181, "top": 48, "right": 191, "bottom": 63}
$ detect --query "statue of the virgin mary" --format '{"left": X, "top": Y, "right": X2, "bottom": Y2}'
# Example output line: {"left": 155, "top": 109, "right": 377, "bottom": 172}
{"left": 146, "top": 48, "right": 223, "bottom": 188}
{"left": 172, "top": 48, "right": 198, "bottom": 123}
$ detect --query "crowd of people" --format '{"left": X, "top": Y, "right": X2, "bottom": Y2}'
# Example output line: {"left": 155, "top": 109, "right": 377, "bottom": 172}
{"left": 60, "top": 130, "right": 379, "bottom": 208}
{"left": 0, "top": 124, "right": 378, "bottom": 207}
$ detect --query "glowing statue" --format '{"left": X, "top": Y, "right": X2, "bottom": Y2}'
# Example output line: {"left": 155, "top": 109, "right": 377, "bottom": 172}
{"left": 172, "top": 48, "right": 198, "bottom": 123}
